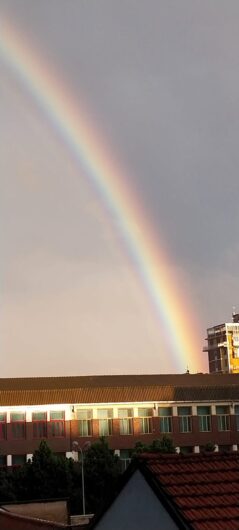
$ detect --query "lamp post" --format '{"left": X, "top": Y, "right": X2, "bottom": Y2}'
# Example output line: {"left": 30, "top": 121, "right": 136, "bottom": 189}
{"left": 72, "top": 441, "right": 90, "bottom": 516}
{"left": 78, "top": 445, "right": 85, "bottom": 516}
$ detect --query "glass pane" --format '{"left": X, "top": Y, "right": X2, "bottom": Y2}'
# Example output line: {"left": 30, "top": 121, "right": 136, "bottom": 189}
{"left": 178, "top": 407, "right": 191, "bottom": 416}
{"left": 138, "top": 408, "right": 152, "bottom": 417}
{"left": 32, "top": 412, "right": 47, "bottom": 421}
{"left": 12, "top": 423, "right": 25, "bottom": 439}
{"left": 0, "top": 455, "right": 7, "bottom": 466}
{"left": 78, "top": 419, "right": 91, "bottom": 436}
{"left": 118, "top": 409, "right": 133, "bottom": 418}
{"left": 235, "top": 405, "right": 239, "bottom": 414}
{"left": 12, "top": 455, "right": 26, "bottom": 466}
{"left": 140, "top": 417, "right": 151, "bottom": 433}
{"left": 120, "top": 418, "right": 132, "bottom": 435}
{"left": 33, "top": 422, "right": 47, "bottom": 438}
{"left": 99, "top": 419, "right": 112, "bottom": 436}
{"left": 158, "top": 407, "right": 172, "bottom": 417}
{"left": 51, "top": 421, "right": 65, "bottom": 437}
{"left": 197, "top": 406, "right": 210, "bottom": 415}
{"left": 97, "top": 409, "right": 113, "bottom": 419}
{"left": 0, "top": 413, "right": 6, "bottom": 422}
{"left": 50, "top": 411, "right": 64, "bottom": 420}
{"left": 160, "top": 417, "right": 172, "bottom": 433}
{"left": 11, "top": 412, "right": 25, "bottom": 421}
{"left": 77, "top": 409, "right": 92, "bottom": 420}
{"left": 216, "top": 406, "right": 229, "bottom": 415}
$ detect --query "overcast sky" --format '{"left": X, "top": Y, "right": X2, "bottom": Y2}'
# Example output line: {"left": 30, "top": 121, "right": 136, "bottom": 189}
{"left": 1, "top": 1, "right": 239, "bottom": 377}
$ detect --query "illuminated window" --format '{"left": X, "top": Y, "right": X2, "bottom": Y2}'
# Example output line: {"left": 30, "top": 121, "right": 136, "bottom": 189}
{"left": 158, "top": 407, "right": 172, "bottom": 433}
{"left": 32, "top": 412, "right": 47, "bottom": 438}
{"left": 50, "top": 411, "right": 65, "bottom": 437}
{"left": 11, "top": 412, "right": 26, "bottom": 439}
{"left": 97, "top": 409, "right": 113, "bottom": 436}
{"left": 197, "top": 406, "right": 211, "bottom": 432}
{"left": 77, "top": 409, "right": 93, "bottom": 436}
{"left": 178, "top": 407, "right": 192, "bottom": 433}
{"left": 138, "top": 408, "right": 152, "bottom": 434}
{"left": 118, "top": 409, "right": 133, "bottom": 435}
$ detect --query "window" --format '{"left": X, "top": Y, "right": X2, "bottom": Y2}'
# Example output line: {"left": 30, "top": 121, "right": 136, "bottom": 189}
{"left": 119, "top": 449, "right": 131, "bottom": 472}
{"left": 138, "top": 408, "right": 152, "bottom": 434}
{"left": 158, "top": 407, "right": 172, "bottom": 433}
{"left": 32, "top": 412, "right": 47, "bottom": 438}
{"left": 50, "top": 411, "right": 65, "bottom": 437}
{"left": 0, "top": 455, "right": 7, "bottom": 466}
{"left": 12, "top": 454, "right": 26, "bottom": 466}
{"left": 97, "top": 409, "right": 113, "bottom": 436}
{"left": 11, "top": 412, "right": 26, "bottom": 439}
{"left": 197, "top": 406, "right": 211, "bottom": 432}
{"left": 235, "top": 405, "right": 239, "bottom": 431}
{"left": 178, "top": 407, "right": 192, "bottom": 433}
{"left": 180, "top": 446, "right": 193, "bottom": 454}
{"left": 77, "top": 409, "right": 93, "bottom": 436}
{"left": 118, "top": 409, "right": 133, "bottom": 435}
{"left": 0, "top": 413, "right": 6, "bottom": 440}
{"left": 216, "top": 406, "right": 230, "bottom": 431}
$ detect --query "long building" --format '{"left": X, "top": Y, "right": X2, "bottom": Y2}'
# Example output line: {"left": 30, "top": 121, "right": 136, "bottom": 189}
{"left": 0, "top": 373, "right": 239, "bottom": 467}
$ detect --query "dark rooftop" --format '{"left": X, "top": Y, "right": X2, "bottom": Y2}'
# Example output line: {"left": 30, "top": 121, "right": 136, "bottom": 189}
{"left": 0, "top": 373, "right": 239, "bottom": 406}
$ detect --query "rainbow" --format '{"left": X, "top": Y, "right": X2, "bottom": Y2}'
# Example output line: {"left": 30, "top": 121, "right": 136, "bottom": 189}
{"left": 0, "top": 17, "right": 202, "bottom": 372}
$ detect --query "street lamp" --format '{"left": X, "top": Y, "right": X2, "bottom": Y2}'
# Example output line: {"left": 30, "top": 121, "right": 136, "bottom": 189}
{"left": 72, "top": 441, "right": 90, "bottom": 516}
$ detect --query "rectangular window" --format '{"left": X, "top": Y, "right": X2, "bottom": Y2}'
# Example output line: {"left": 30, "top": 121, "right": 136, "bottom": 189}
{"left": 235, "top": 405, "right": 239, "bottom": 431}
{"left": 216, "top": 406, "right": 230, "bottom": 431}
{"left": 158, "top": 407, "right": 172, "bottom": 433}
{"left": 77, "top": 409, "right": 93, "bottom": 437}
{"left": 97, "top": 409, "right": 113, "bottom": 436}
{"left": 118, "top": 409, "right": 133, "bottom": 435}
{"left": 12, "top": 454, "right": 26, "bottom": 466}
{"left": 197, "top": 406, "right": 211, "bottom": 432}
{"left": 0, "top": 413, "right": 6, "bottom": 440}
{"left": 11, "top": 412, "right": 26, "bottom": 439}
{"left": 50, "top": 411, "right": 65, "bottom": 437}
{"left": 0, "top": 455, "right": 7, "bottom": 466}
{"left": 178, "top": 407, "right": 192, "bottom": 433}
{"left": 32, "top": 412, "right": 47, "bottom": 438}
{"left": 138, "top": 408, "right": 152, "bottom": 434}
{"left": 119, "top": 449, "right": 131, "bottom": 472}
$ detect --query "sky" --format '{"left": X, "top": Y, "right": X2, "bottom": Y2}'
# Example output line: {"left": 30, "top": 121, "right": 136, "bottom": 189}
{"left": 1, "top": 1, "right": 239, "bottom": 377}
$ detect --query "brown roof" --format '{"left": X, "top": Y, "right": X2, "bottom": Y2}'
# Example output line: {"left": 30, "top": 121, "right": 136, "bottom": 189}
{"left": 139, "top": 452, "right": 239, "bottom": 530}
{"left": 0, "top": 373, "right": 239, "bottom": 406}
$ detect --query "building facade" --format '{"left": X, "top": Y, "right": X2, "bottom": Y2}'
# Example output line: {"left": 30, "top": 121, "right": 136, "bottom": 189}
{"left": 1, "top": 374, "right": 239, "bottom": 467}
{"left": 204, "top": 312, "right": 239, "bottom": 373}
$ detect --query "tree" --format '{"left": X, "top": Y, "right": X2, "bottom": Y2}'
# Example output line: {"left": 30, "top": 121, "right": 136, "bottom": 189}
{"left": 132, "top": 435, "right": 176, "bottom": 456}
{"left": 83, "top": 437, "right": 121, "bottom": 513}
{"left": 13, "top": 441, "right": 74, "bottom": 502}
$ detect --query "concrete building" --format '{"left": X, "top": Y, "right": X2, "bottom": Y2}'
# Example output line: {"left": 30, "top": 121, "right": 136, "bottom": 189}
{"left": 0, "top": 374, "right": 239, "bottom": 466}
{"left": 204, "top": 312, "right": 239, "bottom": 374}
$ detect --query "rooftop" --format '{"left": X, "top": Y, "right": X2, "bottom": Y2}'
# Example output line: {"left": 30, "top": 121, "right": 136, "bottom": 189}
{"left": 138, "top": 452, "right": 239, "bottom": 529}
{"left": 0, "top": 373, "right": 239, "bottom": 406}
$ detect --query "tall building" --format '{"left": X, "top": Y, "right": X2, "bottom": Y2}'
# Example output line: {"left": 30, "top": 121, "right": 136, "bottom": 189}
{"left": 0, "top": 373, "right": 239, "bottom": 467}
{"left": 204, "top": 312, "right": 239, "bottom": 373}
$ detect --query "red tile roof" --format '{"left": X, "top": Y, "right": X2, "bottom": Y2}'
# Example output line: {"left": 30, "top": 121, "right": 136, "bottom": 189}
{"left": 139, "top": 452, "right": 239, "bottom": 530}
{"left": 0, "top": 373, "right": 239, "bottom": 406}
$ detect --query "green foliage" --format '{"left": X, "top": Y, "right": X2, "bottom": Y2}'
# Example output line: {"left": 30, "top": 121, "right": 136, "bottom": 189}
{"left": 203, "top": 441, "right": 216, "bottom": 452}
{"left": 132, "top": 435, "right": 176, "bottom": 456}
{"left": 83, "top": 437, "right": 121, "bottom": 513}
{"left": 0, "top": 439, "right": 121, "bottom": 516}
{"left": 12, "top": 441, "right": 74, "bottom": 501}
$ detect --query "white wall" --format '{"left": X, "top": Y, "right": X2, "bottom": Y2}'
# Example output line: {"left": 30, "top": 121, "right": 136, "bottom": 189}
{"left": 94, "top": 470, "right": 179, "bottom": 530}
